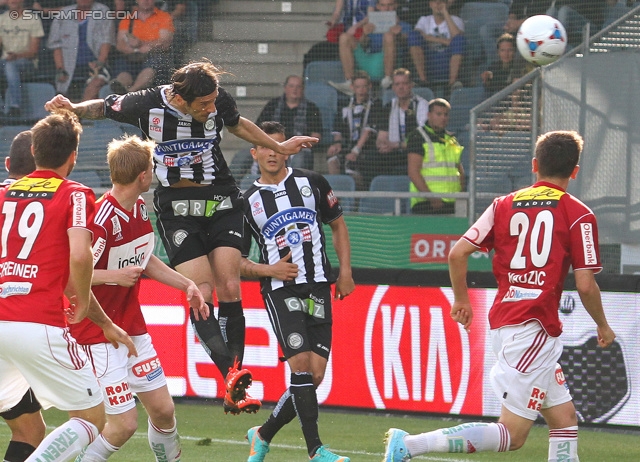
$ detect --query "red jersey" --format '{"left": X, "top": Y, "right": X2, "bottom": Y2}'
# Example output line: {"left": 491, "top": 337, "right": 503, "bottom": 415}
{"left": 463, "top": 181, "right": 601, "bottom": 337}
{"left": 70, "top": 192, "right": 154, "bottom": 344}
{"left": 0, "top": 172, "right": 96, "bottom": 328}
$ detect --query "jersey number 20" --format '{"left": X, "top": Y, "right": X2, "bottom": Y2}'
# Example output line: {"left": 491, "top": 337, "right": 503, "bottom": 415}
{"left": 509, "top": 210, "right": 553, "bottom": 269}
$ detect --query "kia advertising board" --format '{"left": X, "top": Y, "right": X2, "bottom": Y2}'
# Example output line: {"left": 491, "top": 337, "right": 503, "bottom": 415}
{"left": 141, "top": 280, "right": 639, "bottom": 428}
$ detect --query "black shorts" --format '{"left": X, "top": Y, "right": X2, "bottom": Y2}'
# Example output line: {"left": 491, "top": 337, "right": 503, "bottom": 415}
{"left": 153, "top": 184, "right": 244, "bottom": 267}
{"left": 263, "top": 283, "right": 333, "bottom": 360}
{"left": 0, "top": 388, "right": 41, "bottom": 420}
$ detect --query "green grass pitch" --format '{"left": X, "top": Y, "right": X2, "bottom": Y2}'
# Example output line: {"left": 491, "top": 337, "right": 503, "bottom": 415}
{"left": 1, "top": 399, "right": 638, "bottom": 461}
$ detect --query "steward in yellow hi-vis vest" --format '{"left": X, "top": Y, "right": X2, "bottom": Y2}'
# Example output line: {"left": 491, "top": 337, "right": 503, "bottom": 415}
{"left": 407, "top": 98, "right": 464, "bottom": 215}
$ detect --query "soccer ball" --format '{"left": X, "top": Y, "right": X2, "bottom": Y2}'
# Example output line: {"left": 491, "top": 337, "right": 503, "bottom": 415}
{"left": 516, "top": 15, "right": 567, "bottom": 66}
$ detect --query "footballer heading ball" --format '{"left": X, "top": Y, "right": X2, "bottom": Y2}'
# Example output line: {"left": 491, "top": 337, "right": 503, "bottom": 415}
{"left": 517, "top": 15, "right": 567, "bottom": 66}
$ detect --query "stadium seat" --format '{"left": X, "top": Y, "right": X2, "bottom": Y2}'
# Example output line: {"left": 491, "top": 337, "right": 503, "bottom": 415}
{"left": 460, "top": 2, "right": 510, "bottom": 68}
{"left": 304, "top": 82, "right": 338, "bottom": 146}
{"left": 229, "top": 147, "right": 254, "bottom": 179}
{"left": 448, "top": 86, "right": 486, "bottom": 134}
{"left": 239, "top": 173, "right": 260, "bottom": 191}
{"left": 382, "top": 87, "right": 435, "bottom": 106}
{"left": 304, "top": 61, "right": 344, "bottom": 84}
{"left": 77, "top": 121, "right": 127, "bottom": 178}
{"left": 359, "top": 175, "right": 411, "bottom": 215}
{"left": 68, "top": 169, "right": 104, "bottom": 189}
{"left": 2, "top": 83, "right": 56, "bottom": 125}
{"left": 324, "top": 174, "right": 356, "bottom": 213}
{"left": 0, "top": 125, "right": 31, "bottom": 150}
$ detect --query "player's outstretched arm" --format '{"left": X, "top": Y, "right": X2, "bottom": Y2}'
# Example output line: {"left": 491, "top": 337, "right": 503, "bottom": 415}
{"left": 448, "top": 238, "right": 477, "bottom": 331}
{"left": 328, "top": 216, "right": 354, "bottom": 300}
{"left": 45, "top": 94, "right": 106, "bottom": 120}
{"left": 574, "top": 269, "right": 616, "bottom": 348}
{"left": 228, "top": 117, "right": 318, "bottom": 156}
{"left": 240, "top": 252, "right": 299, "bottom": 281}
{"left": 143, "top": 255, "right": 209, "bottom": 321}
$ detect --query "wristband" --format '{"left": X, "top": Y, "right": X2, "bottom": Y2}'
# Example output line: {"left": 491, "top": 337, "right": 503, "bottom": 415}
{"left": 352, "top": 146, "right": 361, "bottom": 155}
{"left": 55, "top": 68, "right": 69, "bottom": 79}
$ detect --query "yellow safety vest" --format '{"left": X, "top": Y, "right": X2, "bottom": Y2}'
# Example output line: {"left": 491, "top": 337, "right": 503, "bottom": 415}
{"left": 410, "top": 125, "right": 463, "bottom": 206}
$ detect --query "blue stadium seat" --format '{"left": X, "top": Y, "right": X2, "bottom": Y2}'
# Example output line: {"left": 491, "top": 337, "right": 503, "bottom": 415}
{"left": 324, "top": 174, "right": 356, "bottom": 213}
{"left": 3, "top": 83, "right": 56, "bottom": 124}
{"left": 0, "top": 125, "right": 32, "bottom": 148}
{"left": 449, "top": 86, "right": 486, "bottom": 134}
{"left": 77, "top": 122, "right": 127, "bottom": 178}
{"left": 460, "top": 2, "right": 510, "bottom": 67}
{"left": 359, "top": 175, "right": 411, "bottom": 215}
{"left": 304, "top": 82, "right": 338, "bottom": 145}
{"left": 304, "top": 61, "right": 344, "bottom": 84}
{"left": 68, "top": 169, "right": 103, "bottom": 189}
{"left": 229, "top": 147, "right": 254, "bottom": 179}
{"left": 382, "top": 87, "right": 435, "bottom": 106}
{"left": 239, "top": 173, "right": 260, "bottom": 191}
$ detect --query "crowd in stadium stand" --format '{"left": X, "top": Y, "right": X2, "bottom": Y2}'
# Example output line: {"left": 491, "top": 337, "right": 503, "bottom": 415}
{"left": 0, "top": 0, "right": 636, "bottom": 214}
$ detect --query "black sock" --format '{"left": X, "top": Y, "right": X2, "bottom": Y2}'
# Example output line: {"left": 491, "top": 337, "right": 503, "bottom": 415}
{"left": 290, "top": 372, "right": 322, "bottom": 456}
{"left": 4, "top": 440, "right": 36, "bottom": 462}
{"left": 190, "top": 304, "right": 234, "bottom": 377}
{"left": 258, "top": 389, "right": 297, "bottom": 443}
{"left": 218, "top": 301, "right": 245, "bottom": 366}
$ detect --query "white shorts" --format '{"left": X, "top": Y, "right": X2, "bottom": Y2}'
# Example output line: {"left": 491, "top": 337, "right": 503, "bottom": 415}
{"left": 0, "top": 321, "right": 103, "bottom": 413}
{"left": 83, "top": 333, "right": 167, "bottom": 415}
{"left": 490, "top": 321, "right": 572, "bottom": 420}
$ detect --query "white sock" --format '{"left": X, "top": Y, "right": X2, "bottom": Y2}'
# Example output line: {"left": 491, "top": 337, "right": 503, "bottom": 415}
{"left": 405, "top": 422, "right": 510, "bottom": 455}
{"left": 548, "top": 426, "right": 579, "bottom": 462}
{"left": 26, "top": 418, "right": 99, "bottom": 462}
{"left": 75, "top": 434, "right": 119, "bottom": 461}
{"left": 148, "top": 418, "right": 181, "bottom": 462}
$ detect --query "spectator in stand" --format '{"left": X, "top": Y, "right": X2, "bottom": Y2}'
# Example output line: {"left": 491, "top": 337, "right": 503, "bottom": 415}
{"left": 407, "top": 98, "right": 464, "bottom": 215}
{"left": 47, "top": 0, "right": 115, "bottom": 102}
{"left": 255, "top": 75, "right": 323, "bottom": 170}
{"left": 504, "top": 1, "right": 554, "bottom": 35}
{"left": 329, "top": 0, "right": 414, "bottom": 94}
{"left": 0, "top": 0, "right": 44, "bottom": 117}
{"left": 409, "top": 0, "right": 465, "bottom": 93}
{"left": 480, "top": 33, "right": 527, "bottom": 97}
{"left": 326, "top": 0, "right": 374, "bottom": 30}
{"left": 109, "top": 0, "right": 174, "bottom": 94}
{"left": 326, "top": 70, "right": 377, "bottom": 190}
{"left": 157, "top": 0, "right": 196, "bottom": 67}
{"left": 363, "top": 67, "right": 428, "bottom": 186}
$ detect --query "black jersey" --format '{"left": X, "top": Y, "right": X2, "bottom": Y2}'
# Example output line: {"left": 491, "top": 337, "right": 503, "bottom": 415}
{"left": 104, "top": 85, "right": 240, "bottom": 188}
{"left": 243, "top": 168, "right": 343, "bottom": 293}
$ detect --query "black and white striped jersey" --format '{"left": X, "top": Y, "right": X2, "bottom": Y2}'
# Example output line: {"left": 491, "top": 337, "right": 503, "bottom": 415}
{"left": 243, "top": 168, "right": 343, "bottom": 293}
{"left": 104, "top": 85, "right": 239, "bottom": 189}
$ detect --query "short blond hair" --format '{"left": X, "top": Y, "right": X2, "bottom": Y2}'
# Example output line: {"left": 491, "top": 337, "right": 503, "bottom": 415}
{"left": 107, "top": 135, "right": 155, "bottom": 185}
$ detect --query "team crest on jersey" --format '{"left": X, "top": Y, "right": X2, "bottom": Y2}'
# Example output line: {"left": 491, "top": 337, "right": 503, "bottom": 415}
{"left": 512, "top": 186, "right": 564, "bottom": 209}
{"left": 140, "top": 203, "right": 149, "bottom": 221}
{"left": 111, "top": 96, "right": 124, "bottom": 112}
{"left": 300, "top": 185, "right": 312, "bottom": 197}
{"left": 8, "top": 177, "right": 63, "bottom": 199}
{"left": 111, "top": 216, "right": 122, "bottom": 235}
{"left": 173, "top": 229, "right": 188, "bottom": 247}
{"left": 205, "top": 119, "right": 215, "bottom": 131}
{"left": 276, "top": 225, "right": 311, "bottom": 249}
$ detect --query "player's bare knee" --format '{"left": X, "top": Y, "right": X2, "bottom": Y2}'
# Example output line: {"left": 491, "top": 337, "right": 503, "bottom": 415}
{"left": 312, "top": 371, "right": 325, "bottom": 388}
